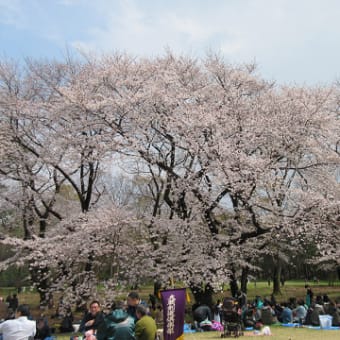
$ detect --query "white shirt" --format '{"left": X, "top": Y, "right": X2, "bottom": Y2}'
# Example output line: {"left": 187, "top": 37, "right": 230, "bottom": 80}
{"left": 0, "top": 316, "right": 36, "bottom": 340}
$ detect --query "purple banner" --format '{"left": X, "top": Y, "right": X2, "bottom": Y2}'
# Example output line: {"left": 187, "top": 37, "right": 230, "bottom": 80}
{"left": 160, "top": 288, "right": 186, "bottom": 340}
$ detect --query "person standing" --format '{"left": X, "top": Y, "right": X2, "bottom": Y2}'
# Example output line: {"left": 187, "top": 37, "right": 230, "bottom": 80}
{"left": 0, "top": 304, "right": 36, "bottom": 340}
{"left": 305, "top": 285, "right": 313, "bottom": 307}
{"left": 135, "top": 305, "right": 157, "bottom": 340}
{"left": 9, "top": 295, "right": 18, "bottom": 312}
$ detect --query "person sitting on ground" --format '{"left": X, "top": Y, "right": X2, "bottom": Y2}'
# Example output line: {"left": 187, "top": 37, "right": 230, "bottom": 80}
{"left": 323, "top": 298, "right": 331, "bottom": 314}
{"left": 193, "top": 303, "right": 213, "bottom": 331}
{"left": 79, "top": 300, "right": 105, "bottom": 336}
{"left": 242, "top": 303, "right": 256, "bottom": 328}
{"left": 0, "top": 304, "right": 36, "bottom": 340}
{"left": 260, "top": 301, "right": 277, "bottom": 325}
{"left": 328, "top": 300, "right": 340, "bottom": 326}
{"left": 60, "top": 306, "right": 74, "bottom": 333}
{"left": 34, "top": 316, "right": 52, "bottom": 340}
{"left": 126, "top": 292, "right": 147, "bottom": 323}
{"left": 135, "top": 304, "right": 157, "bottom": 340}
{"left": 97, "top": 300, "right": 135, "bottom": 340}
{"left": 310, "top": 300, "right": 325, "bottom": 326}
{"left": 251, "top": 302, "right": 262, "bottom": 324}
{"left": 213, "top": 299, "right": 222, "bottom": 323}
{"left": 273, "top": 302, "right": 283, "bottom": 322}
{"left": 150, "top": 304, "right": 163, "bottom": 328}
{"left": 303, "top": 304, "right": 313, "bottom": 325}
{"left": 292, "top": 299, "right": 307, "bottom": 324}
{"left": 279, "top": 302, "right": 292, "bottom": 324}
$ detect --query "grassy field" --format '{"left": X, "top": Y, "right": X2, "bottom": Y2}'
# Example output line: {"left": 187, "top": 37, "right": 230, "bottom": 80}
{"left": 113, "top": 280, "right": 340, "bottom": 310}
{"left": 220, "top": 280, "right": 340, "bottom": 303}
{"left": 1, "top": 280, "right": 340, "bottom": 308}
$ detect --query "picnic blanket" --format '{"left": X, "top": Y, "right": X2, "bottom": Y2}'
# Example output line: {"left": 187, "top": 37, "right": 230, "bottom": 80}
{"left": 281, "top": 323, "right": 340, "bottom": 330}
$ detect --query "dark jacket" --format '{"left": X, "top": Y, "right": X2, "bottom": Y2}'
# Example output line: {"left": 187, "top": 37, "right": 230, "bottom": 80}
{"left": 127, "top": 301, "right": 147, "bottom": 323}
{"left": 329, "top": 305, "right": 340, "bottom": 326}
{"left": 280, "top": 307, "right": 292, "bottom": 324}
{"left": 79, "top": 311, "right": 105, "bottom": 333}
{"left": 193, "top": 305, "right": 213, "bottom": 323}
{"left": 34, "top": 320, "right": 51, "bottom": 340}
{"left": 97, "top": 309, "right": 135, "bottom": 340}
{"left": 60, "top": 312, "right": 74, "bottom": 332}
{"left": 310, "top": 304, "right": 324, "bottom": 326}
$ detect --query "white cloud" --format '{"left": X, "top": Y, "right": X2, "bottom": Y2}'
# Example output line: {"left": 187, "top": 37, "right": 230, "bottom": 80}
{"left": 2, "top": 0, "right": 340, "bottom": 83}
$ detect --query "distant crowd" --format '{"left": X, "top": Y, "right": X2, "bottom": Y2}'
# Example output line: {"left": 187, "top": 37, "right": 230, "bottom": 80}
{"left": 191, "top": 286, "right": 340, "bottom": 332}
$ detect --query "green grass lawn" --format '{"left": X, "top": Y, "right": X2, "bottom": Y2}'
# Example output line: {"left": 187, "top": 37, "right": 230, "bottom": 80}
{"left": 235, "top": 280, "right": 340, "bottom": 302}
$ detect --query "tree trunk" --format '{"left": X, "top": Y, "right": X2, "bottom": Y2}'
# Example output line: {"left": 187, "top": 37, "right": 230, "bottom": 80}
{"left": 241, "top": 267, "right": 249, "bottom": 294}
{"left": 229, "top": 272, "right": 239, "bottom": 298}
{"left": 29, "top": 264, "right": 50, "bottom": 306}
{"left": 39, "top": 219, "right": 47, "bottom": 238}
{"left": 22, "top": 199, "right": 35, "bottom": 240}
{"left": 190, "top": 282, "right": 214, "bottom": 308}
{"left": 153, "top": 280, "right": 162, "bottom": 299}
{"left": 272, "top": 261, "right": 282, "bottom": 295}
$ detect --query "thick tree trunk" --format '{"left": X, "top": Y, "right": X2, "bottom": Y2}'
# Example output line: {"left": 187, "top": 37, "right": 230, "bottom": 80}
{"left": 153, "top": 280, "right": 162, "bottom": 298}
{"left": 39, "top": 219, "right": 47, "bottom": 238}
{"left": 241, "top": 267, "right": 249, "bottom": 294}
{"left": 229, "top": 272, "right": 239, "bottom": 298}
{"left": 190, "top": 282, "right": 214, "bottom": 308}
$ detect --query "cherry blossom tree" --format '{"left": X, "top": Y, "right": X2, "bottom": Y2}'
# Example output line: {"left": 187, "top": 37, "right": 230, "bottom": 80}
{"left": 111, "top": 53, "right": 339, "bottom": 297}
{"left": 0, "top": 52, "right": 339, "bottom": 305}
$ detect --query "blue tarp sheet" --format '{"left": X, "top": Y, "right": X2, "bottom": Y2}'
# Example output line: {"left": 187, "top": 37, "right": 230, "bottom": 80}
{"left": 281, "top": 323, "right": 340, "bottom": 330}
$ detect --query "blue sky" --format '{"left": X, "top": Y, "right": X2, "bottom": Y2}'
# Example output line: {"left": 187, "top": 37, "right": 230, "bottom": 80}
{"left": 1, "top": 0, "right": 340, "bottom": 85}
